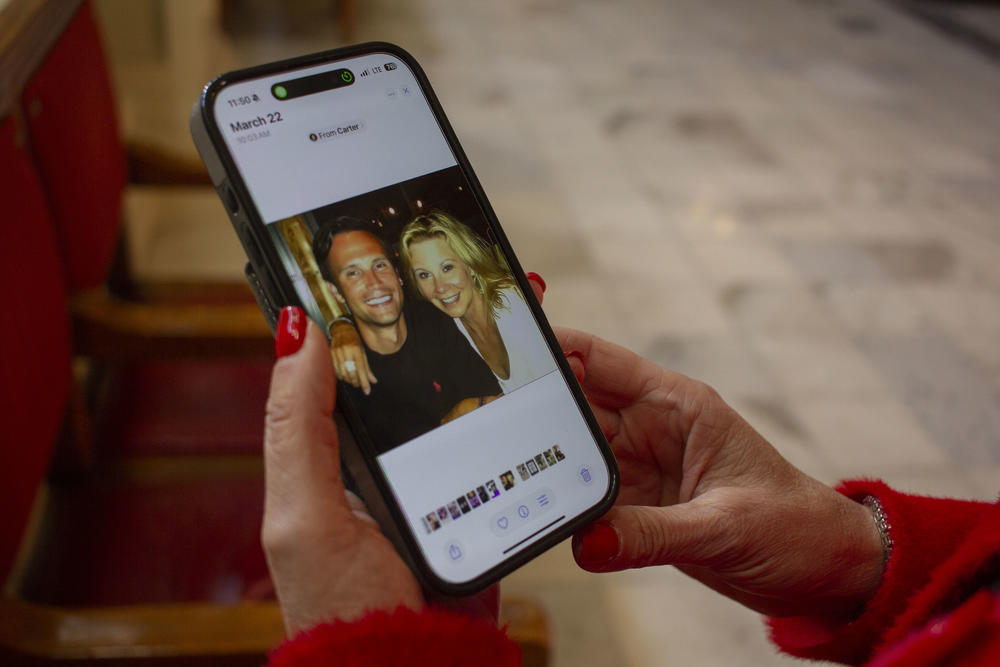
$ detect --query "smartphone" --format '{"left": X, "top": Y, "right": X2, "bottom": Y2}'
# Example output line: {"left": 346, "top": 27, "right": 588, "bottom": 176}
{"left": 190, "top": 42, "right": 618, "bottom": 595}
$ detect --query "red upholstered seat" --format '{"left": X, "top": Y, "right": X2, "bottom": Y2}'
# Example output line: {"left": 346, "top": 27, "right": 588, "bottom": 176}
{"left": 2, "top": 3, "right": 280, "bottom": 661}
{"left": 4, "top": 0, "right": 273, "bottom": 618}
{"left": 95, "top": 359, "right": 272, "bottom": 457}
{"left": 19, "top": 475, "right": 269, "bottom": 606}
{"left": 0, "top": 114, "right": 72, "bottom": 582}
{"left": 20, "top": 1, "right": 272, "bottom": 460}
{"left": 19, "top": 0, "right": 124, "bottom": 293}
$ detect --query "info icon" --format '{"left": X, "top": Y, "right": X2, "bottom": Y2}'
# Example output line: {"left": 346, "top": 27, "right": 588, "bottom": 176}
{"left": 309, "top": 133, "right": 318, "bottom": 142}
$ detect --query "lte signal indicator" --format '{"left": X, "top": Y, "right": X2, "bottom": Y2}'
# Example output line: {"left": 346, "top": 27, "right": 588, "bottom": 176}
{"left": 359, "top": 69, "right": 370, "bottom": 77}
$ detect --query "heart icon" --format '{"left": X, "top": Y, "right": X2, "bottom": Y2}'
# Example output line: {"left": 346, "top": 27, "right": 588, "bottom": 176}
{"left": 497, "top": 516, "right": 509, "bottom": 530}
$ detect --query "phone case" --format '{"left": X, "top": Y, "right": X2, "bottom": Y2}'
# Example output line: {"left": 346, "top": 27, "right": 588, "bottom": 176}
{"left": 190, "top": 42, "right": 618, "bottom": 595}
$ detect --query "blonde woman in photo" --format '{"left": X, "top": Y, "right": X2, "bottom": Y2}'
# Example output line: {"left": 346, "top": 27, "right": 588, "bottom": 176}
{"left": 399, "top": 211, "right": 555, "bottom": 394}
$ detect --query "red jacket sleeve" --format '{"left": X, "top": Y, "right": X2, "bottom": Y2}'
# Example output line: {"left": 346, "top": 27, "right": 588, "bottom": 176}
{"left": 768, "top": 479, "right": 999, "bottom": 665}
{"left": 268, "top": 606, "right": 521, "bottom": 667}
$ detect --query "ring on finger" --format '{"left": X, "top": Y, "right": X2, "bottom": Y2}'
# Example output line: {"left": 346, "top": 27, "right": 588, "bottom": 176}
{"left": 344, "top": 360, "right": 357, "bottom": 372}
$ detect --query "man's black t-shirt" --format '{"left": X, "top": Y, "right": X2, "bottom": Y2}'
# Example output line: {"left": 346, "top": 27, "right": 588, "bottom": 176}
{"left": 342, "top": 300, "right": 501, "bottom": 455}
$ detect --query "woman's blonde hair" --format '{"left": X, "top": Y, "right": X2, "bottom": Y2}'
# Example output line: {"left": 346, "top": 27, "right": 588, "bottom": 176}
{"left": 400, "top": 210, "right": 520, "bottom": 318}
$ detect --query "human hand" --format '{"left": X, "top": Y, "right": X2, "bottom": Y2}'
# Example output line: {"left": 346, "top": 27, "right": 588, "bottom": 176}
{"left": 329, "top": 319, "right": 377, "bottom": 395}
{"left": 556, "top": 328, "right": 885, "bottom": 619}
{"left": 265, "top": 306, "right": 422, "bottom": 634}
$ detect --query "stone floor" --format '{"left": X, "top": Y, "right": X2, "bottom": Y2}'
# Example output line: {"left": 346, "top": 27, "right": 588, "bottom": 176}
{"left": 97, "top": 0, "right": 1000, "bottom": 664}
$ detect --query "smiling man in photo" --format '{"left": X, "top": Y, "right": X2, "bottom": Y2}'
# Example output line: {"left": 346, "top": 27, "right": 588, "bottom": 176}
{"left": 313, "top": 216, "right": 501, "bottom": 454}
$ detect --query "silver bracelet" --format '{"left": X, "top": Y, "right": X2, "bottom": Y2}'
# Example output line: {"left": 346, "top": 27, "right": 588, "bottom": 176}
{"left": 862, "top": 495, "right": 894, "bottom": 570}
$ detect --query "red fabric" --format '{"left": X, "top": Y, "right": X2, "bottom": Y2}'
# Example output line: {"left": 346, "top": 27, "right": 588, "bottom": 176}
{"left": 96, "top": 359, "right": 272, "bottom": 456}
{"left": 769, "top": 480, "right": 1000, "bottom": 665}
{"left": 20, "top": 476, "right": 268, "bottom": 605}
{"left": 268, "top": 606, "right": 521, "bottom": 667}
{"left": 869, "top": 590, "right": 1000, "bottom": 667}
{"left": 0, "top": 114, "right": 71, "bottom": 580}
{"left": 21, "top": 0, "right": 125, "bottom": 290}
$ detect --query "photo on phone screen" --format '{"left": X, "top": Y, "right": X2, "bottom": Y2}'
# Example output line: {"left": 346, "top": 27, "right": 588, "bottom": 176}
{"left": 197, "top": 46, "right": 616, "bottom": 588}
{"left": 264, "top": 164, "right": 558, "bottom": 453}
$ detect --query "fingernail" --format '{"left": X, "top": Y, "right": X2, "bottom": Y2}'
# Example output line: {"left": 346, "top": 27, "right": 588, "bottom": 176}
{"left": 565, "top": 350, "right": 586, "bottom": 370}
{"left": 275, "top": 306, "right": 307, "bottom": 358}
{"left": 574, "top": 521, "right": 619, "bottom": 567}
{"left": 525, "top": 272, "right": 546, "bottom": 294}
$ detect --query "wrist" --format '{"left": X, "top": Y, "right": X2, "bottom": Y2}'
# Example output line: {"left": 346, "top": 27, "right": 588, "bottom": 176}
{"left": 838, "top": 495, "right": 891, "bottom": 615}
{"left": 861, "top": 495, "right": 893, "bottom": 571}
{"left": 328, "top": 316, "right": 353, "bottom": 332}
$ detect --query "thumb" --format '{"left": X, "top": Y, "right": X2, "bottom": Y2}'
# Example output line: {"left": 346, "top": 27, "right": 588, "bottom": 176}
{"left": 572, "top": 503, "right": 725, "bottom": 572}
{"left": 265, "top": 309, "right": 351, "bottom": 524}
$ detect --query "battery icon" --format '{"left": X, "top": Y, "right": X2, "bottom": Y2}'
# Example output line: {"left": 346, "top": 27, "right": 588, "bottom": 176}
{"left": 384, "top": 62, "right": 397, "bottom": 71}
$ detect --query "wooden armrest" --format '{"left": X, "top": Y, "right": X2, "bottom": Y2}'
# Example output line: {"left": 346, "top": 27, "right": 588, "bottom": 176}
{"left": 113, "top": 279, "right": 259, "bottom": 306}
{"left": 0, "top": 596, "right": 546, "bottom": 664}
{"left": 0, "top": 597, "right": 283, "bottom": 662}
{"left": 125, "top": 139, "right": 213, "bottom": 186}
{"left": 500, "top": 597, "right": 549, "bottom": 667}
{"left": 0, "top": 0, "right": 83, "bottom": 120}
{"left": 72, "top": 288, "right": 273, "bottom": 359}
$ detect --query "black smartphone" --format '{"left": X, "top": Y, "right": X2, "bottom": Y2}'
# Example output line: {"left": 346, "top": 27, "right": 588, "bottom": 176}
{"left": 190, "top": 42, "right": 618, "bottom": 595}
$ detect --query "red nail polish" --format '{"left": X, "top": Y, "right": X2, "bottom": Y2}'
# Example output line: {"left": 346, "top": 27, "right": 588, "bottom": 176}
{"left": 565, "top": 350, "right": 586, "bottom": 370}
{"left": 275, "top": 306, "right": 307, "bottom": 358}
{"left": 525, "top": 272, "right": 546, "bottom": 294}
{"left": 574, "top": 521, "right": 619, "bottom": 567}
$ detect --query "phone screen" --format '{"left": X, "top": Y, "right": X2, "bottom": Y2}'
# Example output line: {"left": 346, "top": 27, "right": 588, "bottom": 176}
{"left": 209, "top": 51, "right": 613, "bottom": 584}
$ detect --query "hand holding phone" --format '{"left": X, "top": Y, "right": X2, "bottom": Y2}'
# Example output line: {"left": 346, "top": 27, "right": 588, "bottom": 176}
{"left": 265, "top": 285, "right": 539, "bottom": 630}
{"left": 264, "top": 311, "right": 423, "bottom": 634}
{"left": 191, "top": 43, "right": 617, "bottom": 594}
{"left": 556, "top": 326, "right": 886, "bottom": 619}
